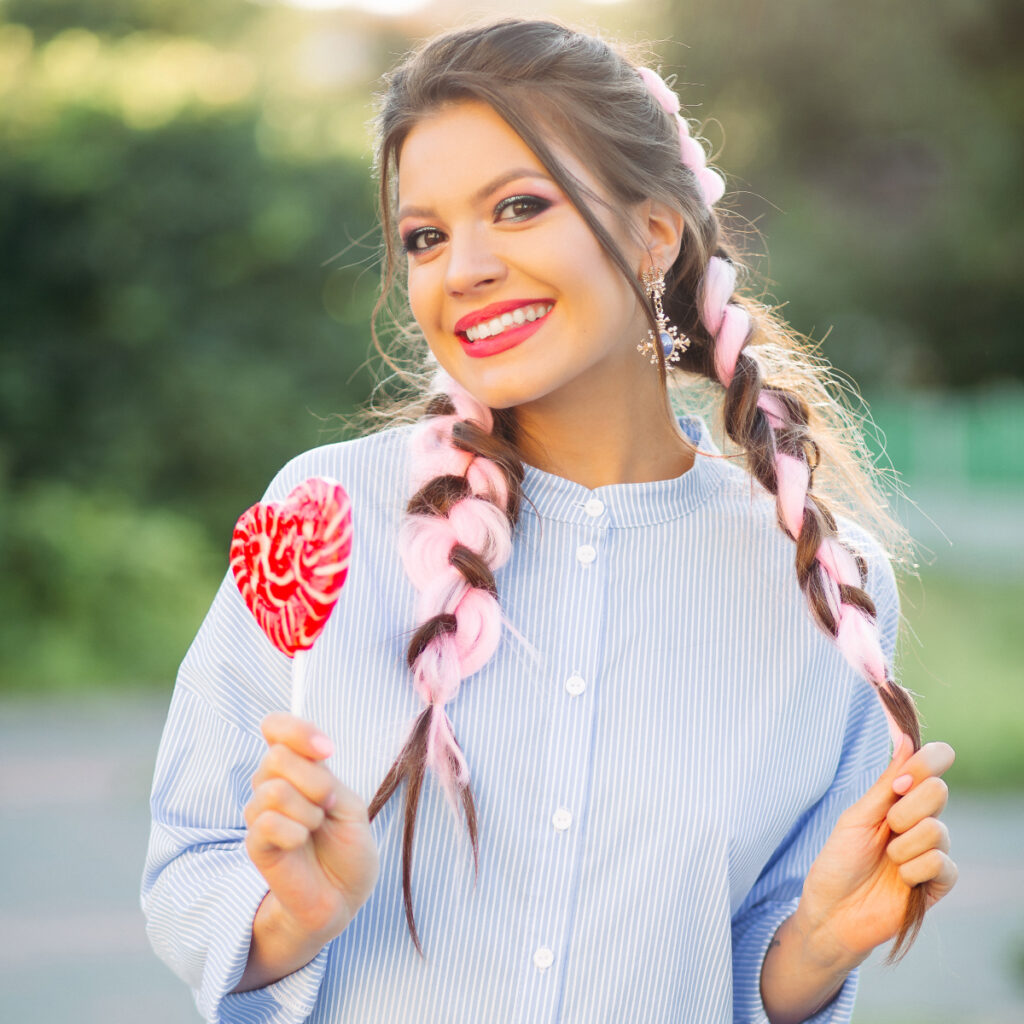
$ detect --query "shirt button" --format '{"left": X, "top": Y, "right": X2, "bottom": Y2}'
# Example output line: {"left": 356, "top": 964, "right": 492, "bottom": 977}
{"left": 584, "top": 498, "right": 605, "bottom": 517}
{"left": 565, "top": 674, "right": 586, "bottom": 697}
{"left": 576, "top": 544, "right": 596, "bottom": 566}
{"left": 533, "top": 946, "right": 555, "bottom": 971}
{"left": 551, "top": 807, "right": 573, "bottom": 832}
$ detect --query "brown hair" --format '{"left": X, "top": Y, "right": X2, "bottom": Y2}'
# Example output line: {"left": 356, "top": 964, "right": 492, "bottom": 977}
{"left": 366, "top": 16, "right": 924, "bottom": 960}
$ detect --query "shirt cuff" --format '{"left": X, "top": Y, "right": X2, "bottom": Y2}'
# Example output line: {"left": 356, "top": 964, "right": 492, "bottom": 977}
{"left": 201, "top": 856, "right": 330, "bottom": 1024}
{"left": 218, "top": 948, "right": 329, "bottom": 1024}
{"left": 732, "top": 898, "right": 860, "bottom": 1024}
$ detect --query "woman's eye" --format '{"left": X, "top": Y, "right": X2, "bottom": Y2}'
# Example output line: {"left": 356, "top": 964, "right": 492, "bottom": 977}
{"left": 495, "top": 194, "right": 551, "bottom": 222}
{"left": 402, "top": 227, "right": 444, "bottom": 253}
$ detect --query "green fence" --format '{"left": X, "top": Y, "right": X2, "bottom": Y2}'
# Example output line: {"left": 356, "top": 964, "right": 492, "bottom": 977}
{"left": 869, "top": 391, "right": 1024, "bottom": 488}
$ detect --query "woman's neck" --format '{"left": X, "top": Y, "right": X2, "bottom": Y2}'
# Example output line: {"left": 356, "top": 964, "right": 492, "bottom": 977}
{"left": 512, "top": 374, "right": 695, "bottom": 490}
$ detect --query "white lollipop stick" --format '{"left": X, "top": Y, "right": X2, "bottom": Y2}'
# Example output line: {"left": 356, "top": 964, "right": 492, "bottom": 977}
{"left": 290, "top": 649, "right": 308, "bottom": 718}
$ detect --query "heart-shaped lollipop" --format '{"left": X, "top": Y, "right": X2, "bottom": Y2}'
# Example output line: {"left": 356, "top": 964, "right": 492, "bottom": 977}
{"left": 230, "top": 477, "right": 352, "bottom": 713}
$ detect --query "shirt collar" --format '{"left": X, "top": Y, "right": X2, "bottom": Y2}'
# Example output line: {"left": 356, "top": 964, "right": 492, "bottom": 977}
{"left": 519, "top": 416, "right": 730, "bottom": 528}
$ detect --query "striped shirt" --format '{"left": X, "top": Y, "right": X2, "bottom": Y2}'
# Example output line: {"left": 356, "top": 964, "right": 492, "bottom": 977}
{"left": 142, "top": 416, "right": 895, "bottom": 1024}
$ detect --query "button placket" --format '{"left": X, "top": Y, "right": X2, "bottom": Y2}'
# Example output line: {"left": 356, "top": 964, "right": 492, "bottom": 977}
{"left": 527, "top": 503, "right": 608, "bottom": 1005}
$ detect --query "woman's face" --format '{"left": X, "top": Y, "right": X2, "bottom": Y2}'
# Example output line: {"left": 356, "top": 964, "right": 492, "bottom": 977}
{"left": 396, "top": 100, "right": 652, "bottom": 414}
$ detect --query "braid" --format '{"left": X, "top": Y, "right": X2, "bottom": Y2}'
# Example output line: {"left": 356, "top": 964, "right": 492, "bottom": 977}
{"left": 695, "top": 254, "right": 927, "bottom": 959}
{"left": 367, "top": 368, "right": 524, "bottom": 953}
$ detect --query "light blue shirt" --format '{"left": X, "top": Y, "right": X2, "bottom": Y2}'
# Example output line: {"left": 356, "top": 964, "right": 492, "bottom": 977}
{"left": 142, "top": 417, "right": 895, "bottom": 1023}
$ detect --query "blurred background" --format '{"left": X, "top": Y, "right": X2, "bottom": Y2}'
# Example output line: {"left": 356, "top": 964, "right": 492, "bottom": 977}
{"left": 1, "top": 0, "right": 1021, "bottom": 1021}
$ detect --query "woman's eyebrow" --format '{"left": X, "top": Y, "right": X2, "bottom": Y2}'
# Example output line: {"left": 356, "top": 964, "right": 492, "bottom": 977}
{"left": 397, "top": 168, "right": 555, "bottom": 221}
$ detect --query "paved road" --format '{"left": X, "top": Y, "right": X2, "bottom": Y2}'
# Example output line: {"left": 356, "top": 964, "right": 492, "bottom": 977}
{"left": 2, "top": 693, "right": 1022, "bottom": 1023}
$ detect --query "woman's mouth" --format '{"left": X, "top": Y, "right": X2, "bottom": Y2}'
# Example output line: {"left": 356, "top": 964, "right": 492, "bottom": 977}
{"left": 462, "top": 303, "right": 553, "bottom": 342}
{"left": 457, "top": 302, "right": 554, "bottom": 358}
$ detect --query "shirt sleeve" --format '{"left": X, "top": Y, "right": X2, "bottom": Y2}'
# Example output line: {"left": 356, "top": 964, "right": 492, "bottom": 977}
{"left": 730, "top": 537, "right": 900, "bottom": 1024}
{"left": 141, "top": 450, "right": 348, "bottom": 1023}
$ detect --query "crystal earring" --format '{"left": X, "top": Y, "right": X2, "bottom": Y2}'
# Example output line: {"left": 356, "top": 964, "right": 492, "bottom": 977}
{"left": 637, "top": 266, "right": 689, "bottom": 366}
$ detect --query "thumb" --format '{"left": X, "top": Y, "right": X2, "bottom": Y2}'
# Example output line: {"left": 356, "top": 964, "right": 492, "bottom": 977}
{"left": 842, "top": 733, "right": 915, "bottom": 824}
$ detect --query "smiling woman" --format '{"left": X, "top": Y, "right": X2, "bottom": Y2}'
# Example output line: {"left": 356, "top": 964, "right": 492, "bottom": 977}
{"left": 142, "top": 17, "right": 957, "bottom": 1024}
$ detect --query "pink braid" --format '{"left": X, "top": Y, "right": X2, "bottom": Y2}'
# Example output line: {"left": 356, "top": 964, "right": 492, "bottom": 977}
{"left": 369, "top": 368, "right": 518, "bottom": 953}
{"left": 701, "top": 254, "right": 913, "bottom": 748}
{"left": 639, "top": 67, "right": 726, "bottom": 209}
{"left": 400, "top": 369, "right": 512, "bottom": 802}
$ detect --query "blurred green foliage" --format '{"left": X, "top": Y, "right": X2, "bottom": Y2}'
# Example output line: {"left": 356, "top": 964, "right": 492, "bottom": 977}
{"left": 899, "top": 571, "right": 1024, "bottom": 790}
{"left": 1, "top": 97, "right": 378, "bottom": 533}
{"left": 663, "top": 0, "right": 1023, "bottom": 390}
{"left": 0, "top": 0, "right": 1020, "bottom": 790}
{"left": 0, "top": 472, "right": 222, "bottom": 690}
{"left": 3, "top": 0, "right": 257, "bottom": 41}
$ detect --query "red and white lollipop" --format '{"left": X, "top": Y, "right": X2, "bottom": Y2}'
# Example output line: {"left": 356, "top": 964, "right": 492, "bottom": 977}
{"left": 230, "top": 477, "right": 353, "bottom": 716}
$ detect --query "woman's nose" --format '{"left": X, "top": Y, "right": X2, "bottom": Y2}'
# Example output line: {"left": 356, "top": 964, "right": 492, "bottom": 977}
{"left": 443, "top": 228, "right": 506, "bottom": 296}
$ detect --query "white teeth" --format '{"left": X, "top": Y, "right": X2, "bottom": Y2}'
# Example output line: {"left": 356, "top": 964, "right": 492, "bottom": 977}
{"left": 464, "top": 303, "right": 552, "bottom": 342}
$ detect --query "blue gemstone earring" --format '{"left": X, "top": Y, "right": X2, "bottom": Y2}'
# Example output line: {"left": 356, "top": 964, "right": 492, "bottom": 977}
{"left": 638, "top": 266, "right": 689, "bottom": 366}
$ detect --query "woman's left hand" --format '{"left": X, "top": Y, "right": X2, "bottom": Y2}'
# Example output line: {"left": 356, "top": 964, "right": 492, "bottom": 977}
{"left": 795, "top": 735, "right": 958, "bottom": 965}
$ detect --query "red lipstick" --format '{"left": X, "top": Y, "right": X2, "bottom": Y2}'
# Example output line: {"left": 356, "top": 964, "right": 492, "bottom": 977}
{"left": 454, "top": 299, "right": 554, "bottom": 359}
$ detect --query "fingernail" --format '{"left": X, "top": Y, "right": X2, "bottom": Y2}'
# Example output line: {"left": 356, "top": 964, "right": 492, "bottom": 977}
{"left": 893, "top": 773, "right": 913, "bottom": 794}
{"left": 311, "top": 733, "right": 333, "bottom": 758}
{"left": 323, "top": 790, "right": 337, "bottom": 811}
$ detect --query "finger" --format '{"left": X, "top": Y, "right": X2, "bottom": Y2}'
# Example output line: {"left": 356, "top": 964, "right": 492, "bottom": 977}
{"left": 247, "top": 809, "right": 311, "bottom": 854}
{"left": 324, "top": 777, "right": 373, "bottom": 826}
{"left": 892, "top": 741, "right": 956, "bottom": 796}
{"left": 924, "top": 854, "right": 959, "bottom": 907}
{"left": 841, "top": 733, "right": 916, "bottom": 822}
{"left": 261, "top": 712, "right": 334, "bottom": 761}
{"left": 246, "top": 777, "right": 327, "bottom": 834}
{"left": 251, "top": 744, "right": 338, "bottom": 809}
{"left": 886, "top": 816, "right": 950, "bottom": 865}
{"left": 898, "top": 848, "right": 958, "bottom": 892}
{"left": 887, "top": 776, "right": 949, "bottom": 833}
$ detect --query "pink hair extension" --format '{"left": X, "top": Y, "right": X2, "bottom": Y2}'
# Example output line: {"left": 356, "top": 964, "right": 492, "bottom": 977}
{"left": 368, "top": 368, "right": 514, "bottom": 952}
{"left": 701, "top": 255, "right": 917, "bottom": 751}
{"left": 404, "top": 369, "right": 511, "bottom": 781}
{"left": 638, "top": 67, "right": 726, "bottom": 209}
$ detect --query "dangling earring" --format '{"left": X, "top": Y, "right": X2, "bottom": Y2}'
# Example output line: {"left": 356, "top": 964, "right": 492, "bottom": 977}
{"left": 637, "top": 266, "right": 689, "bottom": 366}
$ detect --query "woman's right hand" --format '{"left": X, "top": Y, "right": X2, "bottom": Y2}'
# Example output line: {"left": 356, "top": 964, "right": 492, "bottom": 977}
{"left": 244, "top": 712, "right": 380, "bottom": 944}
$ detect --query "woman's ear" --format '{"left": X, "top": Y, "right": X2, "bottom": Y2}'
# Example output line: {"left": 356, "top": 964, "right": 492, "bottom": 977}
{"left": 637, "top": 199, "right": 685, "bottom": 273}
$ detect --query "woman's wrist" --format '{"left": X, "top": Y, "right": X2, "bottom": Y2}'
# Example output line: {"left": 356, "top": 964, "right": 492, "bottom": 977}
{"left": 783, "top": 899, "right": 869, "bottom": 974}
{"left": 760, "top": 907, "right": 865, "bottom": 1024}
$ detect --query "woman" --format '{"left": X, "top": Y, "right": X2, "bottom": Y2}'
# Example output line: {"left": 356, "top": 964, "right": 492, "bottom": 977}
{"left": 143, "top": 18, "right": 957, "bottom": 1023}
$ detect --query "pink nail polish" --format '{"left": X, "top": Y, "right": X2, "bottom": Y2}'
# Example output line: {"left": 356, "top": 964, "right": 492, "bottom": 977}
{"left": 311, "top": 733, "right": 334, "bottom": 758}
{"left": 893, "top": 773, "right": 913, "bottom": 794}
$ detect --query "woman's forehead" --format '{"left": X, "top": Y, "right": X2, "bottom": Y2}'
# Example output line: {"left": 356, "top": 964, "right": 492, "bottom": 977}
{"left": 398, "top": 102, "right": 540, "bottom": 179}
{"left": 395, "top": 100, "right": 588, "bottom": 212}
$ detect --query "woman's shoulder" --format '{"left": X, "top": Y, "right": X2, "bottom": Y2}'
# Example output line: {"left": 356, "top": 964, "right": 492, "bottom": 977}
{"left": 261, "top": 423, "right": 415, "bottom": 505}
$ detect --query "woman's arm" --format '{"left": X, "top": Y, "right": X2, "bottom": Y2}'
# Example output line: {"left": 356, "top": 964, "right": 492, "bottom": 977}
{"left": 760, "top": 736, "right": 957, "bottom": 1024}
